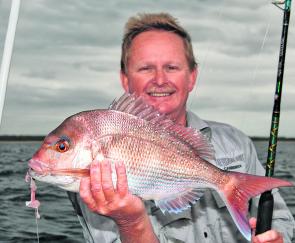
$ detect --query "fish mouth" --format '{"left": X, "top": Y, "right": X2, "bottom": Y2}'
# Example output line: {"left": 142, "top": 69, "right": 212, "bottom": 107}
{"left": 28, "top": 167, "right": 49, "bottom": 179}
{"left": 27, "top": 168, "right": 79, "bottom": 190}
{"left": 28, "top": 168, "right": 39, "bottom": 178}
{"left": 29, "top": 159, "right": 89, "bottom": 178}
{"left": 28, "top": 159, "right": 49, "bottom": 174}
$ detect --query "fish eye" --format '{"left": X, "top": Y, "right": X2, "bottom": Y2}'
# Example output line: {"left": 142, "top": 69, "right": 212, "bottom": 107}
{"left": 55, "top": 139, "right": 70, "bottom": 153}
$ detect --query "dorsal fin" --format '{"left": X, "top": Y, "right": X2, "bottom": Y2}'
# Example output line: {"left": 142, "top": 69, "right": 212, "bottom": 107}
{"left": 109, "top": 93, "right": 215, "bottom": 161}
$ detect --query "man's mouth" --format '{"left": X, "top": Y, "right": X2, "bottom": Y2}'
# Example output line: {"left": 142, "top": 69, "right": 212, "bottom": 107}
{"left": 147, "top": 91, "right": 175, "bottom": 97}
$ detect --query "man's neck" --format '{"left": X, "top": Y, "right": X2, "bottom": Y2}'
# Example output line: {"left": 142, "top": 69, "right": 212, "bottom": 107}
{"left": 173, "top": 110, "right": 187, "bottom": 127}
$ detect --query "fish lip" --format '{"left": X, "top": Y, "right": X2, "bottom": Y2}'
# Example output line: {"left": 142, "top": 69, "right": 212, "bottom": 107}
{"left": 27, "top": 168, "right": 41, "bottom": 180}
{"left": 27, "top": 168, "right": 37, "bottom": 177}
{"left": 28, "top": 159, "right": 49, "bottom": 174}
{"left": 27, "top": 168, "right": 47, "bottom": 179}
{"left": 28, "top": 168, "right": 78, "bottom": 187}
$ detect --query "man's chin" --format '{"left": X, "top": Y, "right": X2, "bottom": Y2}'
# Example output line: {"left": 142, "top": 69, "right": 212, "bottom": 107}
{"left": 150, "top": 103, "right": 174, "bottom": 116}
{"left": 145, "top": 95, "right": 172, "bottom": 105}
{"left": 142, "top": 95, "right": 180, "bottom": 116}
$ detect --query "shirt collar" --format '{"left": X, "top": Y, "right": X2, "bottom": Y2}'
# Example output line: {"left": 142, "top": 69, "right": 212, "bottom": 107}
{"left": 186, "top": 111, "right": 212, "bottom": 141}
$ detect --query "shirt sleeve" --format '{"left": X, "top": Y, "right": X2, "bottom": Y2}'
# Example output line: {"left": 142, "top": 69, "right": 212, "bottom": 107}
{"left": 67, "top": 192, "right": 122, "bottom": 243}
{"left": 244, "top": 137, "right": 295, "bottom": 242}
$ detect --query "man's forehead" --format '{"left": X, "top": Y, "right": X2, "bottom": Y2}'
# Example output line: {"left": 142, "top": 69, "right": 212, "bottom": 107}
{"left": 129, "top": 32, "right": 186, "bottom": 59}
{"left": 131, "top": 29, "right": 184, "bottom": 45}
{"left": 132, "top": 60, "right": 183, "bottom": 67}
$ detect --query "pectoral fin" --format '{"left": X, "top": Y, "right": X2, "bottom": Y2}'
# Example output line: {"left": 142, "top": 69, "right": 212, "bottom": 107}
{"left": 154, "top": 188, "right": 205, "bottom": 214}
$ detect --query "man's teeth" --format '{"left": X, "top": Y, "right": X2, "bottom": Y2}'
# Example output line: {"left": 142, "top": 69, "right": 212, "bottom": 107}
{"left": 149, "top": 92, "right": 171, "bottom": 97}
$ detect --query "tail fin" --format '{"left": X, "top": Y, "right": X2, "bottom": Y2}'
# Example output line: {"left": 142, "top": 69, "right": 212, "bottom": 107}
{"left": 219, "top": 172, "right": 292, "bottom": 241}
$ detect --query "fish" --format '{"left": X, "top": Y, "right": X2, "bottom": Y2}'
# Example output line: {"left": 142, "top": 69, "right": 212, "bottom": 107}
{"left": 27, "top": 93, "right": 292, "bottom": 241}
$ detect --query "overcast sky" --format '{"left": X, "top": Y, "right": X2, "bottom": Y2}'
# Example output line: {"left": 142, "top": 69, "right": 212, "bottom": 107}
{"left": 0, "top": 0, "right": 294, "bottom": 137}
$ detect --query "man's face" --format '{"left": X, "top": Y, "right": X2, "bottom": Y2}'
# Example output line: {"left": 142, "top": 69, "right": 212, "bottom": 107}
{"left": 121, "top": 30, "right": 197, "bottom": 124}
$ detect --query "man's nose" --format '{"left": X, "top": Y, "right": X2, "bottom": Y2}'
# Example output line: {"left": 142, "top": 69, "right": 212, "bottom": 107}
{"left": 153, "top": 69, "right": 167, "bottom": 85}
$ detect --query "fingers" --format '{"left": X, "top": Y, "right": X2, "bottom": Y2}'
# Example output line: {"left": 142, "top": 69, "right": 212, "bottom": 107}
{"left": 80, "top": 159, "right": 132, "bottom": 217}
{"left": 90, "top": 160, "right": 106, "bottom": 206}
{"left": 100, "top": 160, "right": 116, "bottom": 201}
{"left": 115, "top": 161, "right": 128, "bottom": 197}
{"left": 253, "top": 230, "right": 283, "bottom": 243}
{"left": 249, "top": 217, "right": 257, "bottom": 239}
{"left": 87, "top": 159, "right": 129, "bottom": 202}
{"left": 80, "top": 159, "right": 146, "bottom": 225}
{"left": 249, "top": 217, "right": 257, "bottom": 229}
{"left": 250, "top": 217, "right": 284, "bottom": 243}
{"left": 79, "top": 177, "right": 97, "bottom": 211}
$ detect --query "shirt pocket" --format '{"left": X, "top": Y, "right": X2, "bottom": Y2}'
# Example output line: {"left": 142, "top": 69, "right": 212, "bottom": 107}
{"left": 160, "top": 218, "right": 192, "bottom": 243}
{"left": 216, "top": 216, "right": 249, "bottom": 243}
{"left": 210, "top": 191, "right": 251, "bottom": 243}
{"left": 215, "top": 151, "right": 246, "bottom": 173}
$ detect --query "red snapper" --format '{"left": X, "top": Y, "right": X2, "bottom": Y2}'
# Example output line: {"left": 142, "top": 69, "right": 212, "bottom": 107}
{"left": 28, "top": 93, "right": 292, "bottom": 241}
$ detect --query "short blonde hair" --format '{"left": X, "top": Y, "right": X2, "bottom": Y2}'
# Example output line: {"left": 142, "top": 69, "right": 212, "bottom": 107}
{"left": 120, "top": 13, "right": 197, "bottom": 74}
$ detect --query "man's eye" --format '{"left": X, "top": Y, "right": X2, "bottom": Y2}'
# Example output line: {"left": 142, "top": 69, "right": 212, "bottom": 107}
{"left": 138, "top": 66, "right": 152, "bottom": 72}
{"left": 166, "top": 65, "right": 179, "bottom": 71}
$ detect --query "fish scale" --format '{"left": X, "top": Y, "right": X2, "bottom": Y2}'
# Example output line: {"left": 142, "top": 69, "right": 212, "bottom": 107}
{"left": 93, "top": 110, "right": 211, "bottom": 162}
{"left": 101, "top": 131, "right": 224, "bottom": 199}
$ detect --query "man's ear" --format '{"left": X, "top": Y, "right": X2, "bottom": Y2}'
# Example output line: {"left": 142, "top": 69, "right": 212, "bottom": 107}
{"left": 120, "top": 70, "right": 129, "bottom": 92}
{"left": 188, "top": 67, "right": 198, "bottom": 92}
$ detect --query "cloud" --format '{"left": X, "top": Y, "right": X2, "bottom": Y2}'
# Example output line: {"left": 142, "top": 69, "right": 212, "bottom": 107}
{"left": 0, "top": 0, "right": 294, "bottom": 137}
{"left": 22, "top": 69, "right": 57, "bottom": 80}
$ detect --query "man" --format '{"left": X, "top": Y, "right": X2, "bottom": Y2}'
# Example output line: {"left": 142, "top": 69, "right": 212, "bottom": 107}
{"left": 68, "top": 13, "right": 295, "bottom": 242}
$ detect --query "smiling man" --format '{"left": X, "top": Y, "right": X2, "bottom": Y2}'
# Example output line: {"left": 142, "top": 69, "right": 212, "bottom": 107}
{"left": 68, "top": 13, "right": 295, "bottom": 243}
{"left": 120, "top": 29, "right": 196, "bottom": 126}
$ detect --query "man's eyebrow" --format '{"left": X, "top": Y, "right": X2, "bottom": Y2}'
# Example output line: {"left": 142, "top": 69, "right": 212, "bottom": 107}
{"left": 164, "top": 62, "right": 183, "bottom": 67}
{"left": 134, "top": 62, "right": 154, "bottom": 67}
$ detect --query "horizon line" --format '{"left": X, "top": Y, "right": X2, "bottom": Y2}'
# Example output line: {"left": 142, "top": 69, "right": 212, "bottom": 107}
{"left": 0, "top": 135, "right": 294, "bottom": 142}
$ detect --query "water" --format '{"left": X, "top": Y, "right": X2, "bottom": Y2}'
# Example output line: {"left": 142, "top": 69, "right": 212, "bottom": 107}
{"left": 0, "top": 140, "right": 294, "bottom": 242}
{"left": 0, "top": 141, "right": 83, "bottom": 243}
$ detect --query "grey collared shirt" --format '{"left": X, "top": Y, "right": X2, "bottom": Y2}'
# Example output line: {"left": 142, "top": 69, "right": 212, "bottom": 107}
{"left": 68, "top": 111, "right": 295, "bottom": 243}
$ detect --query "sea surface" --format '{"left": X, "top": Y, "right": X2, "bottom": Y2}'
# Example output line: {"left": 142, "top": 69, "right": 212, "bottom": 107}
{"left": 0, "top": 140, "right": 294, "bottom": 243}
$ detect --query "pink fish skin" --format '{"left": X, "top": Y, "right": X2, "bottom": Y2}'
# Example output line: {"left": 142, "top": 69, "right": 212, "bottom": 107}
{"left": 28, "top": 93, "right": 293, "bottom": 241}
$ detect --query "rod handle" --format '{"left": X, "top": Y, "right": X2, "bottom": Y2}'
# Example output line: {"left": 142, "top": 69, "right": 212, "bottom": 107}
{"left": 255, "top": 190, "right": 274, "bottom": 235}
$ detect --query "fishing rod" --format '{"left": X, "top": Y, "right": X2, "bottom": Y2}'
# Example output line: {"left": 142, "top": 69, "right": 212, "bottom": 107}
{"left": 255, "top": 0, "right": 292, "bottom": 235}
{"left": 0, "top": 0, "right": 21, "bottom": 127}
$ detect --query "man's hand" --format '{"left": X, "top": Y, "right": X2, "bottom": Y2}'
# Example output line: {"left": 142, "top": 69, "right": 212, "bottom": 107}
{"left": 250, "top": 217, "right": 284, "bottom": 243}
{"left": 79, "top": 159, "right": 159, "bottom": 243}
